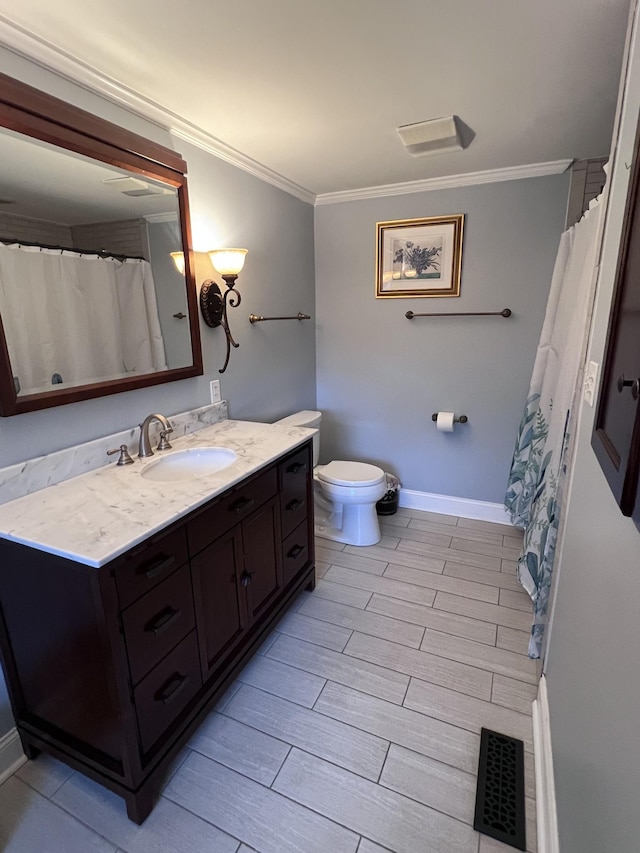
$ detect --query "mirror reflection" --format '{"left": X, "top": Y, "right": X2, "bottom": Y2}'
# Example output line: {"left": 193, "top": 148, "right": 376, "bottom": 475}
{"left": 0, "top": 127, "right": 193, "bottom": 397}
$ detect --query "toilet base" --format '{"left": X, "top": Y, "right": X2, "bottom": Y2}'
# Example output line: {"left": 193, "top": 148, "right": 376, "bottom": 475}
{"left": 314, "top": 500, "right": 382, "bottom": 547}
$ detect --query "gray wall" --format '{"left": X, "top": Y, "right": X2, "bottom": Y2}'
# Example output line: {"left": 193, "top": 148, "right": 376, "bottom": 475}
{"left": 314, "top": 175, "right": 569, "bottom": 503}
{"left": 544, "top": 10, "right": 640, "bottom": 850}
{"left": 0, "top": 48, "right": 316, "bottom": 737}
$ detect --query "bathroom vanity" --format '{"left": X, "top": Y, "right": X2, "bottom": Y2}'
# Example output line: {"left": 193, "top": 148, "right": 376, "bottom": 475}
{"left": 0, "top": 419, "right": 315, "bottom": 822}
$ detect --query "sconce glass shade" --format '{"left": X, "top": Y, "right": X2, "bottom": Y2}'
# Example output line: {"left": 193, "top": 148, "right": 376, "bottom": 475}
{"left": 208, "top": 248, "right": 248, "bottom": 277}
{"left": 170, "top": 252, "right": 186, "bottom": 275}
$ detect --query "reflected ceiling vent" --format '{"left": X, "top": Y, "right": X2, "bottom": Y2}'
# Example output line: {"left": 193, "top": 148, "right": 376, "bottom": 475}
{"left": 397, "top": 115, "right": 473, "bottom": 157}
{"left": 102, "top": 176, "right": 173, "bottom": 197}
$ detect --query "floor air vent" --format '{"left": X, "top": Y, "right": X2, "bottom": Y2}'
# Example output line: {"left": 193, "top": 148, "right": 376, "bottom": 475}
{"left": 474, "top": 728, "right": 526, "bottom": 850}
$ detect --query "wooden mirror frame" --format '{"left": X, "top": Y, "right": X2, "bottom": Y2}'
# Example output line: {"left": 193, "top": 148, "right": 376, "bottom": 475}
{"left": 0, "top": 72, "right": 203, "bottom": 416}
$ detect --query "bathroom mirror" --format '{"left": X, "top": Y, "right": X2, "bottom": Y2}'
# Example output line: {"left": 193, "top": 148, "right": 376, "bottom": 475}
{"left": 0, "top": 72, "right": 203, "bottom": 416}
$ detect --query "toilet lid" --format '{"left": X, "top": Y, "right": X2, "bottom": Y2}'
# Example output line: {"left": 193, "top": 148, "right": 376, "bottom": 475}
{"left": 317, "top": 460, "right": 385, "bottom": 487}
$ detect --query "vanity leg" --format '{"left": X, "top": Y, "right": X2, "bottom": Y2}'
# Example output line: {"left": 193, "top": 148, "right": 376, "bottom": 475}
{"left": 19, "top": 736, "right": 41, "bottom": 760}
{"left": 305, "top": 570, "right": 316, "bottom": 592}
{"left": 125, "top": 785, "right": 156, "bottom": 825}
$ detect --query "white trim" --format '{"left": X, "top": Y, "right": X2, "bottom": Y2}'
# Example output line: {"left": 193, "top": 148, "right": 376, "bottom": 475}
{"left": 0, "top": 727, "right": 26, "bottom": 785}
{"left": 398, "top": 488, "right": 515, "bottom": 525}
{"left": 314, "top": 160, "right": 574, "bottom": 205}
{"left": 532, "top": 675, "right": 560, "bottom": 853}
{"left": 0, "top": 17, "right": 315, "bottom": 206}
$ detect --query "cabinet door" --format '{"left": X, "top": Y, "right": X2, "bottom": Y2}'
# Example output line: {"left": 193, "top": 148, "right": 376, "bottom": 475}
{"left": 191, "top": 527, "right": 247, "bottom": 680}
{"left": 242, "top": 496, "right": 283, "bottom": 623}
{"left": 593, "top": 115, "right": 640, "bottom": 524}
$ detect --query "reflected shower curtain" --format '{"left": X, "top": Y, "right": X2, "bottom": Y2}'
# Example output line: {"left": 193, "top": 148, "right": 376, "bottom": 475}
{"left": 505, "top": 195, "right": 604, "bottom": 658}
{"left": 0, "top": 245, "right": 167, "bottom": 393}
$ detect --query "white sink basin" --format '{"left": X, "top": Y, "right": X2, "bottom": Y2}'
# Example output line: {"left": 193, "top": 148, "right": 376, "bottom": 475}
{"left": 141, "top": 447, "right": 237, "bottom": 482}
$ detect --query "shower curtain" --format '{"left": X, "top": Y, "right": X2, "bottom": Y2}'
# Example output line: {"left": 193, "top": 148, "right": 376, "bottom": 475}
{"left": 0, "top": 244, "right": 167, "bottom": 393}
{"left": 505, "top": 194, "right": 604, "bottom": 658}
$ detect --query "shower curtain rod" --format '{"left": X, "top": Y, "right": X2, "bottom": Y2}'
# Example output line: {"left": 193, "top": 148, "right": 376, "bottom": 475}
{"left": 0, "top": 237, "right": 144, "bottom": 263}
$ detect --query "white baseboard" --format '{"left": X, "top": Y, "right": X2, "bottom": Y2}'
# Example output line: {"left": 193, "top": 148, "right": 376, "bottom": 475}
{"left": 399, "top": 488, "right": 515, "bottom": 525}
{"left": 0, "top": 727, "right": 26, "bottom": 785}
{"left": 532, "top": 675, "right": 560, "bottom": 853}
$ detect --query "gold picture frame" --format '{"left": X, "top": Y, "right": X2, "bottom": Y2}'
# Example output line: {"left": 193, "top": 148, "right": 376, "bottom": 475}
{"left": 375, "top": 214, "right": 464, "bottom": 298}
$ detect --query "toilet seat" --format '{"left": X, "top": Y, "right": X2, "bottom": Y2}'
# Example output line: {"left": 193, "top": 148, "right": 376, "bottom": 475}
{"left": 316, "top": 460, "right": 385, "bottom": 488}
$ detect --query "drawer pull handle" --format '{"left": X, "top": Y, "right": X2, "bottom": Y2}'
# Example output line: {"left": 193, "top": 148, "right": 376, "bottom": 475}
{"left": 145, "top": 607, "right": 182, "bottom": 636}
{"left": 241, "top": 571, "right": 254, "bottom": 588}
{"left": 156, "top": 673, "right": 188, "bottom": 705}
{"left": 229, "top": 496, "right": 255, "bottom": 514}
{"left": 287, "top": 544, "right": 304, "bottom": 559}
{"left": 287, "top": 462, "right": 307, "bottom": 474}
{"left": 285, "top": 498, "right": 304, "bottom": 512}
{"left": 140, "top": 554, "right": 175, "bottom": 580}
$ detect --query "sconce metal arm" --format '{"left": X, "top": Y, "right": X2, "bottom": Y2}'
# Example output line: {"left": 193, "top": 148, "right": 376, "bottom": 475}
{"left": 200, "top": 276, "right": 242, "bottom": 374}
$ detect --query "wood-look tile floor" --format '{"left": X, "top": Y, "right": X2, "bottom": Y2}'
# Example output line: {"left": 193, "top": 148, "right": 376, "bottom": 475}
{"left": 0, "top": 508, "right": 537, "bottom": 853}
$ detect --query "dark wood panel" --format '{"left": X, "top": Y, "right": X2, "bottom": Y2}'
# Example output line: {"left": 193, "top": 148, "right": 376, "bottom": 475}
{"left": 593, "top": 111, "right": 640, "bottom": 523}
{"left": 134, "top": 631, "right": 201, "bottom": 755}
{"left": 122, "top": 564, "right": 195, "bottom": 685}
{"left": 0, "top": 541, "right": 122, "bottom": 762}
{"left": 187, "top": 466, "right": 278, "bottom": 557}
{"left": 191, "top": 528, "right": 247, "bottom": 680}
{"left": 243, "top": 497, "right": 283, "bottom": 622}
{"left": 0, "top": 71, "right": 187, "bottom": 173}
{"left": 114, "top": 526, "right": 189, "bottom": 610}
{"left": 279, "top": 446, "right": 310, "bottom": 539}
{"left": 282, "top": 519, "right": 310, "bottom": 586}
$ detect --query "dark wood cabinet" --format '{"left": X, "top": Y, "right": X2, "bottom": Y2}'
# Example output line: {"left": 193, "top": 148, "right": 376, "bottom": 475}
{"left": 593, "top": 115, "right": 640, "bottom": 528}
{"left": 0, "top": 439, "right": 314, "bottom": 823}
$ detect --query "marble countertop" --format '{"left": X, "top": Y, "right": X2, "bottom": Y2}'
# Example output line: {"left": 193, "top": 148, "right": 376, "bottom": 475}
{"left": 0, "top": 420, "right": 315, "bottom": 568}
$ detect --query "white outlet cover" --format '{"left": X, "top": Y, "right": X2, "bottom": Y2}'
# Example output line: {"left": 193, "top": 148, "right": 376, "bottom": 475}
{"left": 584, "top": 361, "right": 599, "bottom": 407}
{"left": 210, "top": 380, "right": 221, "bottom": 403}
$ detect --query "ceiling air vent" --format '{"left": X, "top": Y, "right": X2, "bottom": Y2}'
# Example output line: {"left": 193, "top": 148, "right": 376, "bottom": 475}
{"left": 397, "top": 115, "right": 470, "bottom": 157}
{"left": 102, "top": 176, "right": 173, "bottom": 197}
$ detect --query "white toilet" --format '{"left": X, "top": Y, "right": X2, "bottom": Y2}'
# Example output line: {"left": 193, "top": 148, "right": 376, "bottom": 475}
{"left": 275, "top": 410, "right": 387, "bottom": 546}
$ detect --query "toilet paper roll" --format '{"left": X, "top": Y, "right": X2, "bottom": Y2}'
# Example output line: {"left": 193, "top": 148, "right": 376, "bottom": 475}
{"left": 436, "top": 411, "right": 456, "bottom": 432}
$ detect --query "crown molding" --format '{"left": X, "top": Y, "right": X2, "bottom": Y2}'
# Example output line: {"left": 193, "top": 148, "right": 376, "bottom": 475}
{"left": 314, "top": 160, "right": 574, "bottom": 205}
{"left": 0, "top": 16, "right": 316, "bottom": 205}
{"left": 0, "top": 17, "right": 572, "bottom": 209}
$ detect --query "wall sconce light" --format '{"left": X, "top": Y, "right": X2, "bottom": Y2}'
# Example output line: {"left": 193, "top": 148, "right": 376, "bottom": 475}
{"left": 170, "top": 248, "right": 248, "bottom": 374}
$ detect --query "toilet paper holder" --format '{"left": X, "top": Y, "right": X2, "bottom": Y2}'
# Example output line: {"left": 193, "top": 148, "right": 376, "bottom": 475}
{"left": 432, "top": 413, "right": 468, "bottom": 424}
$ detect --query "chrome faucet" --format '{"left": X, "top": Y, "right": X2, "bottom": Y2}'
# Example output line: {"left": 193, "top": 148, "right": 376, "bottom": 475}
{"left": 138, "top": 413, "right": 173, "bottom": 458}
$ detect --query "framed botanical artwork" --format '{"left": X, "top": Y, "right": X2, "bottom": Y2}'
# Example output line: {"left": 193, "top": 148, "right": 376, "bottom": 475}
{"left": 375, "top": 214, "right": 464, "bottom": 298}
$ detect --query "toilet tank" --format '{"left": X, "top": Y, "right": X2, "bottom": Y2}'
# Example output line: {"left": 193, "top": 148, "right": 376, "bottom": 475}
{"left": 274, "top": 410, "right": 321, "bottom": 466}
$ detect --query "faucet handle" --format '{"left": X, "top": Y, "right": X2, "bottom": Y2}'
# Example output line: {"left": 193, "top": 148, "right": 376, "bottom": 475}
{"left": 107, "top": 445, "right": 134, "bottom": 466}
{"left": 157, "top": 428, "right": 173, "bottom": 451}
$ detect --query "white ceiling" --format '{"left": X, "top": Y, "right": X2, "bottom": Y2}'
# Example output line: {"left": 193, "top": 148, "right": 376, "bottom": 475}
{"left": 0, "top": 1, "right": 633, "bottom": 199}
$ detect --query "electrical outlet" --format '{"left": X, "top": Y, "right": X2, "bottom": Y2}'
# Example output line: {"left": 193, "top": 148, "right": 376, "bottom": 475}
{"left": 210, "top": 379, "right": 221, "bottom": 403}
{"left": 584, "top": 360, "right": 599, "bottom": 407}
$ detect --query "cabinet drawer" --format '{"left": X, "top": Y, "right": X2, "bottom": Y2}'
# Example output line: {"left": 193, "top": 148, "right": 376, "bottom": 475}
{"left": 122, "top": 564, "right": 195, "bottom": 685}
{"left": 114, "top": 527, "right": 188, "bottom": 609}
{"left": 282, "top": 519, "right": 310, "bottom": 586}
{"left": 134, "top": 630, "right": 201, "bottom": 755}
{"left": 279, "top": 445, "right": 311, "bottom": 539}
{"left": 187, "top": 466, "right": 278, "bottom": 556}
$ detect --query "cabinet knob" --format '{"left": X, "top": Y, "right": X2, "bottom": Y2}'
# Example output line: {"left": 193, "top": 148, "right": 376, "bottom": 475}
{"left": 617, "top": 375, "right": 640, "bottom": 400}
{"left": 241, "top": 571, "right": 253, "bottom": 587}
{"left": 287, "top": 462, "right": 307, "bottom": 474}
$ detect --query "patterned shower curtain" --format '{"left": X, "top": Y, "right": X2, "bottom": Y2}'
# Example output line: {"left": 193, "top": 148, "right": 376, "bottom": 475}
{"left": 505, "top": 194, "right": 604, "bottom": 658}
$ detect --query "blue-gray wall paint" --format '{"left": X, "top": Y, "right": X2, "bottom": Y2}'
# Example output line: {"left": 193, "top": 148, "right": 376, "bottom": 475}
{"left": 0, "top": 49, "right": 316, "bottom": 738}
{"left": 544, "top": 13, "right": 640, "bottom": 851}
{"left": 314, "top": 175, "right": 570, "bottom": 502}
